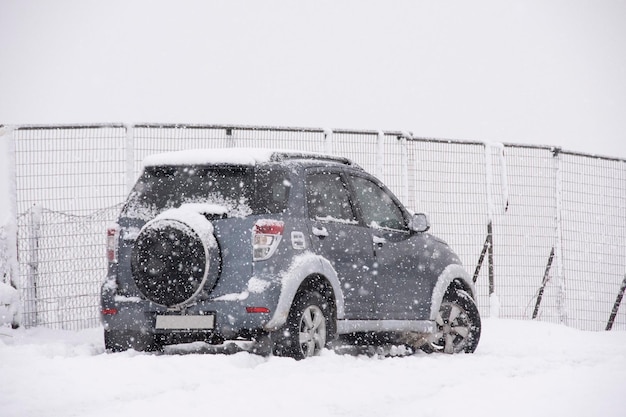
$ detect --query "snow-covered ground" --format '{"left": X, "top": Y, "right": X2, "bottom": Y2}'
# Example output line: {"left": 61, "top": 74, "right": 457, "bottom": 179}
{"left": 1, "top": 319, "right": 624, "bottom": 417}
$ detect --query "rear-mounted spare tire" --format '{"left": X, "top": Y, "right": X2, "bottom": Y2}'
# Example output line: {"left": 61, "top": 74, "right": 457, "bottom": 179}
{"left": 131, "top": 207, "right": 218, "bottom": 307}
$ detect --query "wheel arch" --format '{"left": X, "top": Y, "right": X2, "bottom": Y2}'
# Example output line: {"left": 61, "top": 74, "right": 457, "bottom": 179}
{"left": 264, "top": 253, "right": 344, "bottom": 331}
{"left": 429, "top": 264, "right": 476, "bottom": 321}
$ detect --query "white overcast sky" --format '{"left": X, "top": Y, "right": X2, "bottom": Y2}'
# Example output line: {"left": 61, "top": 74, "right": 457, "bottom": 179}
{"left": 1, "top": 0, "right": 625, "bottom": 158}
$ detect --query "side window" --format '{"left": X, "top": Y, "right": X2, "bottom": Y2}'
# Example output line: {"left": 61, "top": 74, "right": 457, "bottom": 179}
{"left": 306, "top": 172, "right": 356, "bottom": 223}
{"left": 254, "top": 167, "right": 291, "bottom": 214}
{"left": 350, "top": 175, "right": 408, "bottom": 231}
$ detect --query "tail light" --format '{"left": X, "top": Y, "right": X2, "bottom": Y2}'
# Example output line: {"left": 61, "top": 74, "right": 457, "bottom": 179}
{"left": 107, "top": 224, "right": 119, "bottom": 263}
{"left": 246, "top": 306, "right": 270, "bottom": 314}
{"left": 253, "top": 220, "right": 284, "bottom": 261}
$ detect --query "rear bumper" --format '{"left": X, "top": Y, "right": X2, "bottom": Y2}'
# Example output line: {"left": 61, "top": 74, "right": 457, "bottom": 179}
{"left": 101, "top": 283, "right": 280, "bottom": 342}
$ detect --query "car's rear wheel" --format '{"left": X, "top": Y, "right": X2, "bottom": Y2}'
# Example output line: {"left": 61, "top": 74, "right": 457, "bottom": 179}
{"left": 422, "top": 288, "right": 481, "bottom": 354}
{"left": 273, "top": 291, "right": 331, "bottom": 360}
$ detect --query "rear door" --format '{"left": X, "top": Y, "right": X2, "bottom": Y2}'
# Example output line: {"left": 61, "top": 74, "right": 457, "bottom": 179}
{"left": 305, "top": 169, "right": 377, "bottom": 319}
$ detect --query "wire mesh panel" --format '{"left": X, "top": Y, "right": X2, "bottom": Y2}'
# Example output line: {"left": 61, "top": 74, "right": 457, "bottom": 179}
{"left": 17, "top": 205, "right": 122, "bottom": 330}
{"left": 560, "top": 153, "right": 626, "bottom": 330}
{"left": 381, "top": 133, "right": 409, "bottom": 203}
{"left": 4, "top": 123, "right": 626, "bottom": 331}
{"left": 12, "top": 125, "right": 128, "bottom": 329}
{"left": 133, "top": 124, "right": 235, "bottom": 177}
{"left": 133, "top": 124, "right": 328, "bottom": 179}
{"left": 332, "top": 130, "right": 381, "bottom": 175}
{"left": 14, "top": 126, "right": 128, "bottom": 214}
{"left": 493, "top": 146, "right": 560, "bottom": 324}
{"left": 228, "top": 126, "right": 325, "bottom": 152}
{"left": 407, "top": 139, "right": 490, "bottom": 313}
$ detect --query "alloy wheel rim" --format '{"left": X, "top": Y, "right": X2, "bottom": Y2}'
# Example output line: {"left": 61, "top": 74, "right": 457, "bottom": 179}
{"left": 298, "top": 305, "right": 327, "bottom": 357}
{"left": 432, "top": 301, "right": 471, "bottom": 354}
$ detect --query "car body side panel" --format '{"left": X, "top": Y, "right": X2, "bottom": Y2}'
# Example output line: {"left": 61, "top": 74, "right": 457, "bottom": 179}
{"left": 308, "top": 220, "right": 377, "bottom": 319}
{"left": 375, "top": 232, "right": 465, "bottom": 320}
{"left": 373, "top": 229, "right": 427, "bottom": 319}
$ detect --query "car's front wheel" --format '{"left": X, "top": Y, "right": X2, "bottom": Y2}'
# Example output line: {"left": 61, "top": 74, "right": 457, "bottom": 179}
{"left": 273, "top": 291, "right": 331, "bottom": 360}
{"left": 422, "top": 288, "right": 481, "bottom": 354}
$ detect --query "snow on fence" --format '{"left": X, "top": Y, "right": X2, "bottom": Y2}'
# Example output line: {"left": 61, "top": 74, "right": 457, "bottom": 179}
{"left": 1, "top": 124, "right": 624, "bottom": 331}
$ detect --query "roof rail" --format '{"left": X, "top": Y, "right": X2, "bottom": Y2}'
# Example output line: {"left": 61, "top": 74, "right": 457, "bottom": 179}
{"left": 269, "top": 151, "right": 355, "bottom": 166}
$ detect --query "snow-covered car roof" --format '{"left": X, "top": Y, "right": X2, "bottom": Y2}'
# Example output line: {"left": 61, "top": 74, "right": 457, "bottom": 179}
{"left": 142, "top": 148, "right": 354, "bottom": 167}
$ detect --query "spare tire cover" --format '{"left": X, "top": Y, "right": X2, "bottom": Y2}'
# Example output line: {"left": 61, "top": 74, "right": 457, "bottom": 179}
{"left": 131, "top": 207, "right": 218, "bottom": 307}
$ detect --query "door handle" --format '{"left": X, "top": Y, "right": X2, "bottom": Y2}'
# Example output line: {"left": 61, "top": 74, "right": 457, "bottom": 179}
{"left": 373, "top": 235, "right": 386, "bottom": 245}
{"left": 312, "top": 226, "right": 329, "bottom": 237}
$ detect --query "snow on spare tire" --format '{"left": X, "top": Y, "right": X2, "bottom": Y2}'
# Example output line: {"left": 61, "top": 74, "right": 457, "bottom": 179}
{"left": 131, "top": 205, "right": 220, "bottom": 308}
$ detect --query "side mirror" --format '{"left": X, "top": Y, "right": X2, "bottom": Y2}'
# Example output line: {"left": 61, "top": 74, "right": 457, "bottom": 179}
{"left": 409, "top": 213, "right": 430, "bottom": 233}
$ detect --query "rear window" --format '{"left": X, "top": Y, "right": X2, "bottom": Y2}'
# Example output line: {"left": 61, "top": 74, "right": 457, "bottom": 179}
{"left": 122, "top": 165, "right": 290, "bottom": 220}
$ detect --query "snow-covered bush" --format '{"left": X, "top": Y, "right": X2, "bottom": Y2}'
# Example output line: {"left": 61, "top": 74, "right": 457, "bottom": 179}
{"left": 0, "top": 225, "right": 19, "bottom": 328}
{"left": 0, "top": 281, "right": 19, "bottom": 328}
{"left": 0, "top": 224, "right": 8, "bottom": 282}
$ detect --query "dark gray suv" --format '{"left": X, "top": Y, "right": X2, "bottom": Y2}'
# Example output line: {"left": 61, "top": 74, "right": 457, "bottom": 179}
{"left": 101, "top": 148, "right": 481, "bottom": 358}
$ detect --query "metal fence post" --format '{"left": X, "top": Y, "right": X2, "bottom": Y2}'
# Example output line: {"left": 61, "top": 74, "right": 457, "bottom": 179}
{"left": 553, "top": 148, "right": 567, "bottom": 325}
{"left": 532, "top": 247, "right": 556, "bottom": 319}
{"left": 400, "top": 133, "right": 410, "bottom": 204}
{"left": 125, "top": 124, "right": 135, "bottom": 192}
{"left": 3, "top": 127, "right": 18, "bottom": 286}
{"left": 606, "top": 274, "right": 626, "bottom": 330}
{"left": 487, "top": 221, "right": 495, "bottom": 296}
{"left": 376, "top": 131, "right": 384, "bottom": 179}
{"left": 225, "top": 126, "right": 236, "bottom": 147}
{"left": 25, "top": 204, "right": 42, "bottom": 327}
{"left": 483, "top": 143, "right": 498, "bottom": 316}
{"left": 4, "top": 126, "right": 22, "bottom": 327}
{"left": 324, "top": 128, "right": 334, "bottom": 155}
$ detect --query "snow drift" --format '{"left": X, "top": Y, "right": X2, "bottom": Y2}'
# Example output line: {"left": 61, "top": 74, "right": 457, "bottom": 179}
{"left": 0, "top": 319, "right": 625, "bottom": 417}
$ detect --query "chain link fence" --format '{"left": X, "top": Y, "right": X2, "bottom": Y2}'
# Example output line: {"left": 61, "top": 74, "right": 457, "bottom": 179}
{"left": 1, "top": 124, "right": 624, "bottom": 331}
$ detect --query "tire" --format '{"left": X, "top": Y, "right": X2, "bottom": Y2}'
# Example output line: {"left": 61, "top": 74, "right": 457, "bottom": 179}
{"left": 131, "top": 208, "right": 219, "bottom": 308}
{"left": 273, "top": 291, "right": 332, "bottom": 360}
{"left": 422, "top": 288, "right": 481, "bottom": 354}
{"left": 104, "top": 330, "right": 162, "bottom": 353}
